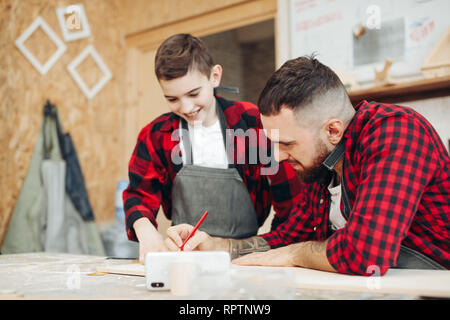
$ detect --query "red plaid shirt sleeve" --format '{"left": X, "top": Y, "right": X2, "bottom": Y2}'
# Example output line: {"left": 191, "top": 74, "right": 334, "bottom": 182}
{"left": 260, "top": 183, "right": 317, "bottom": 247}
{"left": 326, "top": 112, "right": 446, "bottom": 275}
{"left": 122, "top": 121, "right": 170, "bottom": 241}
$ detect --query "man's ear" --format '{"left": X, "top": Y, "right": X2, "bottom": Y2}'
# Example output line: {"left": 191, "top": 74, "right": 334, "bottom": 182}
{"left": 324, "top": 119, "right": 345, "bottom": 146}
{"left": 210, "top": 64, "right": 222, "bottom": 87}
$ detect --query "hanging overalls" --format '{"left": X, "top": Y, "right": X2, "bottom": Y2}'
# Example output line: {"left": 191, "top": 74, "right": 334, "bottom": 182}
{"left": 171, "top": 99, "right": 259, "bottom": 239}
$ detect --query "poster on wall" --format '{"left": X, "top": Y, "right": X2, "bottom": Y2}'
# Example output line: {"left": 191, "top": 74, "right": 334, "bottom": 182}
{"left": 289, "top": 0, "right": 450, "bottom": 83}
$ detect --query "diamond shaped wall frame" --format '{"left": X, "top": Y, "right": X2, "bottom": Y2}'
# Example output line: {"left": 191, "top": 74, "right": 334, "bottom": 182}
{"left": 67, "top": 45, "right": 112, "bottom": 100}
{"left": 15, "top": 16, "right": 67, "bottom": 75}
{"left": 56, "top": 3, "right": 91, "bottom": 42}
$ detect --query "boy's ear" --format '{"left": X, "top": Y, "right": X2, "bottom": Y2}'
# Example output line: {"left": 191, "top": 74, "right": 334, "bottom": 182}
{"left": 210, "top": 64, "right": 222, "bottom": 87}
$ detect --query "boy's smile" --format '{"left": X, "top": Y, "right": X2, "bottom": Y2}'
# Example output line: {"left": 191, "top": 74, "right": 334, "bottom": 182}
{"left": 184, "top": 107, "right": 202, "bottom": 121}
{"left": 159, "top": 66, "right": 222, "bottom": 127}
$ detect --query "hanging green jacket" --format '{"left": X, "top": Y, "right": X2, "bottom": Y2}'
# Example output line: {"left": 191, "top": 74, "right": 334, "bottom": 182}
{"left": 1, "top": 102, "right": 105, "bottom": 256}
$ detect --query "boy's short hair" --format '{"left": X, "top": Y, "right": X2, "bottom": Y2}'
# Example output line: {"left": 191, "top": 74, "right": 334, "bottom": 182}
{"left": 155, "top": 33, "right": 214, "bottom": 80}
{"left": 258, "top": 54, "right": 346, "bottom": 116}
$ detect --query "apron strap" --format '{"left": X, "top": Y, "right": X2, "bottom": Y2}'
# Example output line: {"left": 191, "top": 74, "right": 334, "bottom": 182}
{"left": 180, "top": 118, "right": 193, "bottom": 165}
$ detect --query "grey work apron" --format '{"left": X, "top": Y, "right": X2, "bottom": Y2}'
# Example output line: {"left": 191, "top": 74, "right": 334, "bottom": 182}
{"left": 324, "top": 141, "right": 445, "bottom": 270}
{"left": 171, "top": 101, "right": 259, "bottom": 239}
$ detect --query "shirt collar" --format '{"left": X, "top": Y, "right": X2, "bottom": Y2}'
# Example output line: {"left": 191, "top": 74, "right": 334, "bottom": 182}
{"left": 322, "top": 139, "right": 345, "bottom": 171}
{"left": 323, "top": 100, "right": 369, "bottom": 168}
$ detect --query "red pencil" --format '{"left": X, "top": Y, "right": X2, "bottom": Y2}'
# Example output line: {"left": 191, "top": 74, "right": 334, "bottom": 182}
{"left": 180, "top": 210, "right": 209, "bottom": 251}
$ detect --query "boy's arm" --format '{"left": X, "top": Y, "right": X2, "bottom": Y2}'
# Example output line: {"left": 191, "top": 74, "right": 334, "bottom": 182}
{"left": 133, "top": 217, "right": 167, "bottom": 262}
{"left": 123, "top": 124, "right": 169, "bottom": 249}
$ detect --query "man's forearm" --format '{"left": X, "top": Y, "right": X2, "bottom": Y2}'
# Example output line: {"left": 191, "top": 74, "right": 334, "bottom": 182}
{"left": 228, "top": 236, "right": 271, "bottom": 259}
{"left": 290, "top": 240, "right": 336, "bottom": 272}
{"left": 200, "top": 235, "right": 270, "bottom": 258}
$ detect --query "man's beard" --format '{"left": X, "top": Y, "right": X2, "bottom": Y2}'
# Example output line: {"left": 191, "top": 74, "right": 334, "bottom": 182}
{"left": 292, "top": 138, "right": 330, "bottom": 184}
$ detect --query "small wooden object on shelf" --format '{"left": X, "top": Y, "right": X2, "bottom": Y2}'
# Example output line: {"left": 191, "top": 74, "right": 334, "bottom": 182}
{"left": 374, "top": 58, "right": 399, "bottom": 87}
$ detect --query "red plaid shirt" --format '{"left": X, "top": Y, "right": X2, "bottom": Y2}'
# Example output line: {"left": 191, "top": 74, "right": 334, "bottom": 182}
{"left": 261, "top": 100, "right": 450, "bottom": 275}
{"left": 123, "top": 96, "right": 303, "bottom": 241}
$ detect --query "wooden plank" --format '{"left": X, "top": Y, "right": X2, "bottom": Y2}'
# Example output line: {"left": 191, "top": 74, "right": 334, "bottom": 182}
{"left": 95, "top": 262, "right": 450, "bottom": 298}
{"left": 349, "top": 75, "right": 450, "bottom": 104}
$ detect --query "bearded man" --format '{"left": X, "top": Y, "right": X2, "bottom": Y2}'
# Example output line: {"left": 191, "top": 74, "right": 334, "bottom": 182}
{"left": 165, "top": 56, "right": 450, "bottom": 275}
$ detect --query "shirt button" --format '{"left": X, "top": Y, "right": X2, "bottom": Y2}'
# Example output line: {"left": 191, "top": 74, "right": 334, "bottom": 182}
{"left": 319, "top": 198, "right": 324, "bottom": 205}
{"left": 313, "top": 226, "right": 317, "bottom": 231}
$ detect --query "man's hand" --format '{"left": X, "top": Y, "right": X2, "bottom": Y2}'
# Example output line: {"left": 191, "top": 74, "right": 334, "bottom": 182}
{"left": 165, "top": 224, "right": 229, "bottom": 252}
{"left": 232, "top": 240, "right": 336, "bottom": 273}
{"left": 133, "top": 218, "right": 168, "bottom": 263}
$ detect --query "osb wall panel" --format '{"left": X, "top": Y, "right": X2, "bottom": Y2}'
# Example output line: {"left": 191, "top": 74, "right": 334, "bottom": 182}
{"left": 0, "top": 0, "right": 126, "bottom": 245}
{"left": 0, "top": 0, "right": 258, "bottom": 246}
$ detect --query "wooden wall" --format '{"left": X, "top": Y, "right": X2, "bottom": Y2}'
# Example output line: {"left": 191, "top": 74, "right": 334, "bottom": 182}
{"left": 0, "top": 0, "right": 252, "bottom": 245}
{"left": 121, "top": 0, "right": 251, "bottom": 36}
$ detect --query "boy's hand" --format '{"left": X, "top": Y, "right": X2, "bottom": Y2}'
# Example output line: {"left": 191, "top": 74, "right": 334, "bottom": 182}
{"left": 133, "top": 218, "right": 168, "bottom": 263}
{"left": 165, "top": 224, "right": 229, "bottom": 252}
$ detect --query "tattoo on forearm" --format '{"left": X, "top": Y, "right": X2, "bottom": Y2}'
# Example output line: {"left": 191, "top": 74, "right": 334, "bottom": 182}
{"left": 310, "top": 241, "right": 327, "bottom": 255}
{"left": 229, "top": 236, "right": 270, "bottom": 259}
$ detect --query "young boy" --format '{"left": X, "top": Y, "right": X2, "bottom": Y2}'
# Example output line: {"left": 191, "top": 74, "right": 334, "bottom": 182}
{"left": 122, "top": 34, "right": 302, "bottom": 262}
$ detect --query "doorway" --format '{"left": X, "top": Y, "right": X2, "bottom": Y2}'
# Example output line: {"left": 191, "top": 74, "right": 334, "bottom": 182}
{"left": 201, "top": 19, "right": 275, "bottom": 104}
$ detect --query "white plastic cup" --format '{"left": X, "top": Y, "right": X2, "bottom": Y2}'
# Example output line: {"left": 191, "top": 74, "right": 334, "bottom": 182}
{"left": 170, "top": 260, "right": 199, "bottom": 296}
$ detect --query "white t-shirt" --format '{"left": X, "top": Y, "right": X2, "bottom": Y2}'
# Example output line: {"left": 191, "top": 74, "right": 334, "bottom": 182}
{"left": 179, "top": 119, "right": 229, "bottom": 169}
{"left": 328, "top": 176, "right": 347, "bottom": 231}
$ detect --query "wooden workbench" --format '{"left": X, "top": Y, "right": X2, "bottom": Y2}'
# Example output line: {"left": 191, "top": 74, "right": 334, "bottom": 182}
{"left": 0, "top": 252, "right": 447, "bottom": 300}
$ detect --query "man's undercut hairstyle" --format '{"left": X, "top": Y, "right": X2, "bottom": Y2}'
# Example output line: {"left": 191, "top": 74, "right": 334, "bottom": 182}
{"left": 155, "top": 33, "right": 215, "bottom": 80}
{"left": 258, "top": 55, "right": 349, "bottom": 117}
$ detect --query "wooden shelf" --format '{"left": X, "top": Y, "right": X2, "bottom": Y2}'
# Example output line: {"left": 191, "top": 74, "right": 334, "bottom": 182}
{"left": 349, "top": 76, "right": 450, "bottom": 105}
